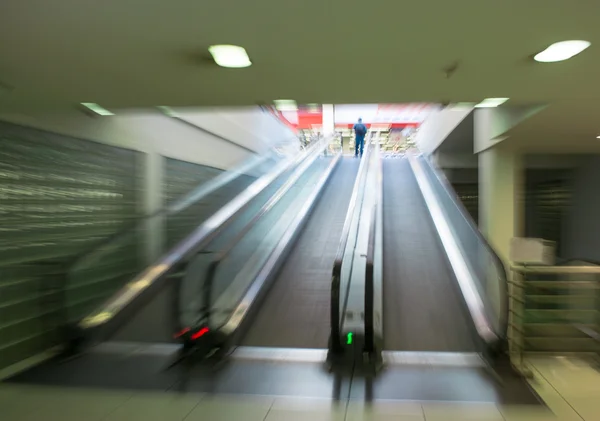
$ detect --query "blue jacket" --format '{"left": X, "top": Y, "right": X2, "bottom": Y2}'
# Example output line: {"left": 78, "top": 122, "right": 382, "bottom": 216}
{"left": 353, "top": 123, "right": 367, "bottom": 139}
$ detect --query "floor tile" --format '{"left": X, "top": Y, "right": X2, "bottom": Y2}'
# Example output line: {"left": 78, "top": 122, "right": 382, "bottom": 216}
{"left": 271, "top": 396, "right": 345, "bottom": 411}
{"left": 561, "top": 397, "right": 600, "bottom": 421}
{"left": 103, "top": 391, "right": 202, "bottom": 421}
{"left": 527, "top": 360, "right": 587, "bottom": 420}
{"left": 265, "top": 396, "right": 346, "bottom": 421}
{"left": 422, "top": 402, "right": 504, "bottom": 421}
{"left": 265, "top": 408, "right": 344, "bottom": 421}
{"left": 345, "top": 401, "right": 424, "bottom": 421}
{"left": 184, "top": 395, "right": 273, "bottom": 421}
{"left": 499, "top": 405, "right": 559, "bottom": 421}
{"left": 13, "top": 386, "right": 133, "bottom": 421}
{"left": 530, "top": 358, "right": 600, "bottom": 399}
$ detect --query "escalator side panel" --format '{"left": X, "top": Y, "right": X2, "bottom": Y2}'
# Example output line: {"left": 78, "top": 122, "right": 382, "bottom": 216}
{"left": 382, "top": 159, "right": 476, "bottom": 352}
{"left": 241, "top": 158, "right": 359, "bottom": 348}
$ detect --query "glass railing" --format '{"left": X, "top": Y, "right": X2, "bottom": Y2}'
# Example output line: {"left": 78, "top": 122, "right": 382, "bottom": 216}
{"left": 417, "top": 156, "right": 508, "bottom": 343}
{"left": 63, "top": 151, "right": 281, "bottom": 327}
{"left": 176, "top": 142, "right": 337, "bottom": 341}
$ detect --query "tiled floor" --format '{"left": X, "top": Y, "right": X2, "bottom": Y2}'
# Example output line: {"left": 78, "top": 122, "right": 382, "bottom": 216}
{"left": 1, "top": 357, "right": 599, "bottom": 420}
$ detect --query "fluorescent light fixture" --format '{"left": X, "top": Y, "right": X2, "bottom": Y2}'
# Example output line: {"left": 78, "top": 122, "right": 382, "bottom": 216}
{"left": 81, "top": 103, "right": 114, "bottom": 116}
{"left": 474, "top": 98, "right": 509, "bottom": 108}
{"left": 534, "top": 40, "right": 591, "bottom": 63}
{"left": 596, "top": 135, "right": 600, "bottom": 139}
{"left": 274, "top": 99, "right": 297, "bottom": 111}
{"left": 157, "top": 106, "right": 178, "bottom": 117}
{"left": 208, "top": 45, "right": 252, "bottom": 68}
{"left": 454, "top": 102, "right": 476, "bottom": 107}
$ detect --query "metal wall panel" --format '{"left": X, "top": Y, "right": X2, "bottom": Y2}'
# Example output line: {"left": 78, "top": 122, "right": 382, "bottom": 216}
{"left": 452, "top": 183, "right": 479, "bottom": 225}
{"left": 164, "top": 158, "right": 255, "bottom": 249}
{"left": 0, "top": 121, "right": 141, "bottom": 369}
{"left": 525, "top": 172, "right": 572, "bottom": 257}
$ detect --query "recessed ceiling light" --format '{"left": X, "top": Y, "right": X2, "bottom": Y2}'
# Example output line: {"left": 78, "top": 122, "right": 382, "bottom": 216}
{"left": 534, "top": 40, "right": 591, "bottom": 63}
{"left": 81, "top": 103, "right": 114, "bottom": 116}
{"left": 208, "top": 45, "right": 252, "bottom": 68}
{"left": 274, "top": 99, "right": 298, "bottom": 111}
{"left": 474, "top": 98, "right": 509, "bottom": 108}
{"left": 596, "top": 135, "right": 600, "bottom": 139}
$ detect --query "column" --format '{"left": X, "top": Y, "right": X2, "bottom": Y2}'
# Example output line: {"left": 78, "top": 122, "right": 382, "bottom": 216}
{"left": 322, "top": 104, "right": 334, "bottom": 137}
{"left": 141, "top": 151, "right": 165, "bottom": 265}
{"left": 478, "top": 143, "right": 523, "bottom": 263}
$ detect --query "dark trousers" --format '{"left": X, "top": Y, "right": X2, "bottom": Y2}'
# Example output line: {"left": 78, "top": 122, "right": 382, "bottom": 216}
{"left": 355, "top": 137, "right": 364, "bottom": 157}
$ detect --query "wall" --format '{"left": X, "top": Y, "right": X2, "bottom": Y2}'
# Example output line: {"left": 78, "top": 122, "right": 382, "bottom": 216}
{"left": 0, "top": 107, "right": 296, "bottom": 170}
{"left": 0, "top": 107, "right": 296, "bottom": 371}
{"left": 563, "top": 156, "right": 600, "bottom": 261}
{"left": 414, "top": 105, "right": 472, "bottom": 155}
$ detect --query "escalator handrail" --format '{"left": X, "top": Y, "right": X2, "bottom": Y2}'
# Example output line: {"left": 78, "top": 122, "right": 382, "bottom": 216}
{"left": 419, "top": 156, "right": 509, "bottom": 341}
{"left": 76, "top": 139, "right": 325, "bottom": 338}
{"left": 364, "top": 202, "right": 377, "bottom": 354}
{"left": 364, "top": 143, "right": 382, "bottom": 355}
{"left": 198, "top": 139, "right": 332, "bottom": 329}
{"left": 67, "top": 151, "right": 277, "bottom": 271}
{"left": 330, "top": 143, "right": 372, "bottom": 353}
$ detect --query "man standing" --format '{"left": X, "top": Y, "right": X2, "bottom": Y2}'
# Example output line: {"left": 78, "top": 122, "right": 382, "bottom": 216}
{"left": 353, "top": 118, "right": 367, "bottom": 157}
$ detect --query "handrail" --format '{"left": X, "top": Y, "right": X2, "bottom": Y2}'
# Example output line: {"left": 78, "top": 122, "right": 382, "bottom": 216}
{"left": 68, "top": 152, "right": 277, "bottom": 270}
{"left": 364, "top": 143, "right": 382, "bottom": 356}
{"left": 419, "top": 155, "right": 509, "bottom": 342}
{"left": 76, "top": 139, "right": 325, "bottom": 337}
{"left": 508, "top": 264, "right": 600, "bottom": 367}
{"left": 512, "top": 265, "right": 600, "bottom": 274}
{"left": 364, "top": 203, "right": 377, "bottom": 354}
{"left": 557, "top": 258, "right": 600, "bottom": 266}
{"left": 198, "top": 140, "right": 331, "bottom": 329}
{"left": 330, "top": 144, "right": 372, "bottom": 354}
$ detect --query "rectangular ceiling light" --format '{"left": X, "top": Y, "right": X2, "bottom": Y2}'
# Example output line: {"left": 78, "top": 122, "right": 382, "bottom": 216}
{"left": 81, "top": 103, "right": 114, "bottom": 116}
{"left": 157, "top": 106, "right": 178, "bottom": 117}
{"left": 474, "top": 98, "right": 509, "bottom": 108}
{"left": 208, "top": 45, "right": 252, "bottom": 68}
{"left": 274, "top": 99, "right": 298, "bottom": 111}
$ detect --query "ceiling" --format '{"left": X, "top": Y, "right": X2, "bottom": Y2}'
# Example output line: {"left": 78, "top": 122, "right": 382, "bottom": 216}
{"left": 1, "top": 0, "right": 600, "bottom": 152}
{"left": 437, "top": 112, "right": 474, "bottom": 154}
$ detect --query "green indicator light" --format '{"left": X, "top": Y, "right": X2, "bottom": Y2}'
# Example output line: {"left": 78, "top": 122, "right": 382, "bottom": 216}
{"left": 346, "top": 332, "right": 353, "bottom": 345}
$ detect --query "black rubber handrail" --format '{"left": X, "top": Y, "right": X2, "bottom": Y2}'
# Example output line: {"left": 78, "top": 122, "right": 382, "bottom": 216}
{"left": 330, "top": 144, "right": 372, "bottom": 354}
{"left": 364, "top": 203, "right": 377, "bottom": 355}
{"left": 419, "top": 156, "right": 509, "bottom": 343}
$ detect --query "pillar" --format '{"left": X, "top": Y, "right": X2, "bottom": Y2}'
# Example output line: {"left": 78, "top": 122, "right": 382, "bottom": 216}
{"left": 141, "top": 151, "right": 165, "bottom": 264}
{"left": 478, "top": 143, "right": 523, "bottom": 264}
{"left": 322, "top": 104, "right": 334, "bottom": 137}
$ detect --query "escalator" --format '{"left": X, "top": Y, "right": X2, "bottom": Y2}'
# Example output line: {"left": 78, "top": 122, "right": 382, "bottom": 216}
{"left": 241, "top": 158, "right": 358, "bottom": 348}
{"left": 5, "top": 140, "right": 544, "bottom": 406}
{"left": 7, "top": 141, "right": 360, "bottom": 397}
{"left": 381, "top": 158, "right": 477, "bottom": 352}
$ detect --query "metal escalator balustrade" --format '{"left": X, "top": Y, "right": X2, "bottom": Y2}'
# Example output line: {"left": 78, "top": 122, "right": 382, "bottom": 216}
{"left": 65, "top": 152, "right": 278, "bottom": 326}
{"left": 175, "top": 139, "right": 340, "bottom": 351}
{"left": 67, "top": 139, "right": 323, "bottom": 346}
{"left": 410, "top": 154, "right": 508, "bottom": 355}
{"left": 330, "top": 140, "right": 382, "bottom": 361}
